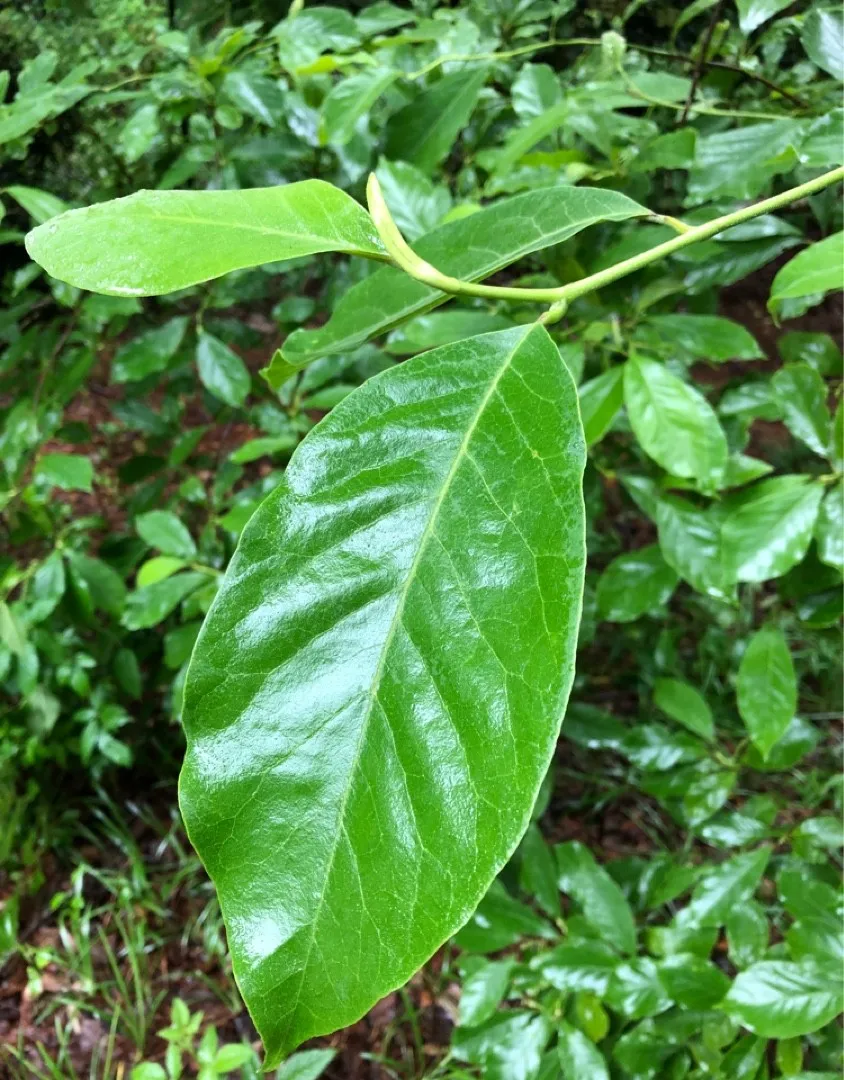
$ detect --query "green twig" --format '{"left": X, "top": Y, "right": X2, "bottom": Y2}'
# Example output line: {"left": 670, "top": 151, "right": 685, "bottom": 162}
{"left": 366, "top": 166, "right": 844, "bottom": 313}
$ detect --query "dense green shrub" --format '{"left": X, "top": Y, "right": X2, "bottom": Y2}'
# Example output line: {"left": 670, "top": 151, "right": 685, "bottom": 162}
{"left": 1, "top": 1, "right": 842, "bottom": 1076}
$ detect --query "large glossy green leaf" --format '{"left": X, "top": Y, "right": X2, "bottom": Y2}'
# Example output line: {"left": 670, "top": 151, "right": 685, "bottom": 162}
{"left": 25, "top": 181, "right": 385, "bottom": 296}
{"left": 723, "top": 960, "right": 844, "bottom": 1038}
{"left": 721, "top": 475, "right": 824, "bottom": 582}
{"left": 802, "top": 8, "right": 844, "bottom": 80}
{"left": 770, "top": 232, "right": 844, "bottom": 310}
{"left": 683, "top": 847, "right": 771, "bottom": 927}
{"left": 180, "top": 325, "right": 586, "bottom": 1066}
{"left": 772, "top": 363, "right": 833, "bottom": 457}
{"left": 735, "top": 0, "right": 793, "bottom": 34}
{"left": 737, "top": 626, "right": 796, "bottom": 760}
{"left": 623, "top": 356, "right": 728, "bottom": 486}
{"left": 556, "top": 841, "right": 636, "bottom": 954}
{"left": 281, "top": 186, "right": 648, "bottom": 366}
{"left": 655, "top": 495, "right": 732, "bottom": 600}
{"left": 384, "top": 67, "right": 487, "bottom": 173}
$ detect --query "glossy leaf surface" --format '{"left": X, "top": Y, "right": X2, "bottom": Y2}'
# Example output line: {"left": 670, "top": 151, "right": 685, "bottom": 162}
{"left": 772, "top": 363, "right": 832, "bottom": 457}
{"left": 25, "top": 182, "right": 385, "bottom": 296}
{"left": 180, "top": 325, "right": 586, "bottom": 1066}
{"left": 624, "top": 356, "right": 728, "bottom": 486}
{"left": 723, "top": 960, "right": 844, "bottom": 1038}
{"left": 721, "top": 476, "right": 823, "bottom": 582}
{"left": 282, "top": 187, "right": 648, "bottom": 365}
{"left": 770, "top": 232, "right": 844, "bottom": 308}
{"left": 737, "top": 626, "right": 796, "bottom": 760}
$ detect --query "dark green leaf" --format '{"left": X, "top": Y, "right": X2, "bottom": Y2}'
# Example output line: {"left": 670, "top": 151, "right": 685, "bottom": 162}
{"left": 658, "top": 953, "right": 730, "bottom": 1009}
{"left": 683, "top": 847, "right": 770, "bottom": 927}
{"left": 452, "top": 1012, "right": 551, "bottom": 1080}
{"left": 736, "top": 0, "right": 794, "bottom": 34}
{"left": 640, "top": 314, "right": 762, "bottom": 362}
{"left": 737, "top": 626, "right": 796, "bottom": 760}
{"left": 197, "top": 331, "right": 251, "bottom": 408}
{"left": 726, "top": 902, "right": 770, "bottom": 969}
{"left": 456, "top": 880, "right": 557, "bottom": 954}
{"left": 136, "top": 510, "right": 197, "bottom": 560}
{"left": 385, "top": 68, "right": 487, "bottom": 173}
{"left": 112, "top": 318, "right": 188, "bottom": 383}
{"left": 121, "top": 571, "right": 206, "bottom": 630}
{"left": 606, "top": 958, "right": 672, "bottom": 1019}
{"left": 374, "top": 159, "right": 452, "bottom": 241}
{"left": 532, "top": 941, "right": 619, "bottom": 994}
{"left": 624, "top": 355, "right": 728, "bottom": 486}
{"left": 815, "top": 484, "right": 843, "bottom": 572}
{"left": 653, "top": 678, "right": 714, "bottom": 742}
{"left": 578, "top": 367, "right": 624, "bottom": 446}
{"left": 772, "top": 363, "right": 833, "bottom": 457}
{"left": 597, "top": 545, "right": 679, "bottom": 623}
{"left": 556, "top": 841, "right": 636, "bottom": 954}
{"left": 458, "top": 958, "right": 514, "bottom": 1027}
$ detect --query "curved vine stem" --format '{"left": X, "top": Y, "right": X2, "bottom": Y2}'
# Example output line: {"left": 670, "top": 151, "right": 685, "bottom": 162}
{"left": 366, "top": 166, "right": 844, "bottom": 314}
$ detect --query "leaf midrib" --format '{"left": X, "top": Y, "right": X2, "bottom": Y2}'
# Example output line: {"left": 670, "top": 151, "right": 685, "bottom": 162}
{"left": 281, "top": 324, "right": 535, "bottom": 1042}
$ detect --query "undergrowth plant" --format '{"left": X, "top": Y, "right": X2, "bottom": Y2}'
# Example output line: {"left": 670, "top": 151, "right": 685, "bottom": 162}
{"left": 2, "top": 1, "right": 843, "bottom": 1076}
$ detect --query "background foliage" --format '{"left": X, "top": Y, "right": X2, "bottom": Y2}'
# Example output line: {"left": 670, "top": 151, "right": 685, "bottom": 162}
{"left": 0, "top": 0, "right": 842, "bottom": 1077}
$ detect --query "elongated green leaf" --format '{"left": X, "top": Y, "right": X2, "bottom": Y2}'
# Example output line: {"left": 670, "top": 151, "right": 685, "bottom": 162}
{"left": 180, "top": 325, "right": 586, "bottom": 1066}
{"left": 112, "top": 318, "right": 187, "bottom": 383}
{"left": 683, "top": 847, "right": 771, "bottom": 927}
{"left": 737, "top": 626, "right": 796, "bottom": 760}
{"left": 772, "top": 362, "right": 832, "bottom": 458}
{"left": 770, "top": 232, "right": 844, "bottom": 310}
{"left": 723, "top": 960, "right": 844, "bottom": 1038}
{"left": 640, "top": 314, "right": 762, "bottom": 362}
{"left": 736, "top": 0, "right": 793, "bottom": 35}
{"left": 721, "top": 475, "right": 824, "bottom": 582}
{"left": 556, "top": 841, "right": 636, "bottom": 955}
{"left": 319, "top": 69, "right": 396, "bottom": 146}
{"left": 579, "top": 367, "right": 624, "bottom": 446}
{"left": 196, "top": 331, "right": 251, "bottom": 408}
{"left": 557, "top": 1021, "right": 608, "bottom": 1080}
{"left": 658, "top": 953, "right": 729, "bottom": 1009}
{"left": 4, "top": 185, "right": 69, "bottom": 224}
{"left": 384, "top": 67, "right": 487, "bottom": 172}
{"left": 25, "top": 182, "right": 385, "bottom": 296}
{"left": 655, "top": 495, "right": 732, "bottom": 600}
{"left": 802, "top": 8, "right": 844, "bottom": 80}
{"left": 653, "top": 678, "right": 714, "bottom": 742}
{"left": 459, "top": 959, "right": 514, "bottom": 1027}
{"left": 281, "top": 186, "right": 648, "bottom": 366}
{"left": 624, "top": 356, "right": 728, "bottom": 486}
{"left": 816, "top": 484, "right": 844, "bottom": 572}
{"left": 136, "top": 510, "right": 197, "bottom": 560}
